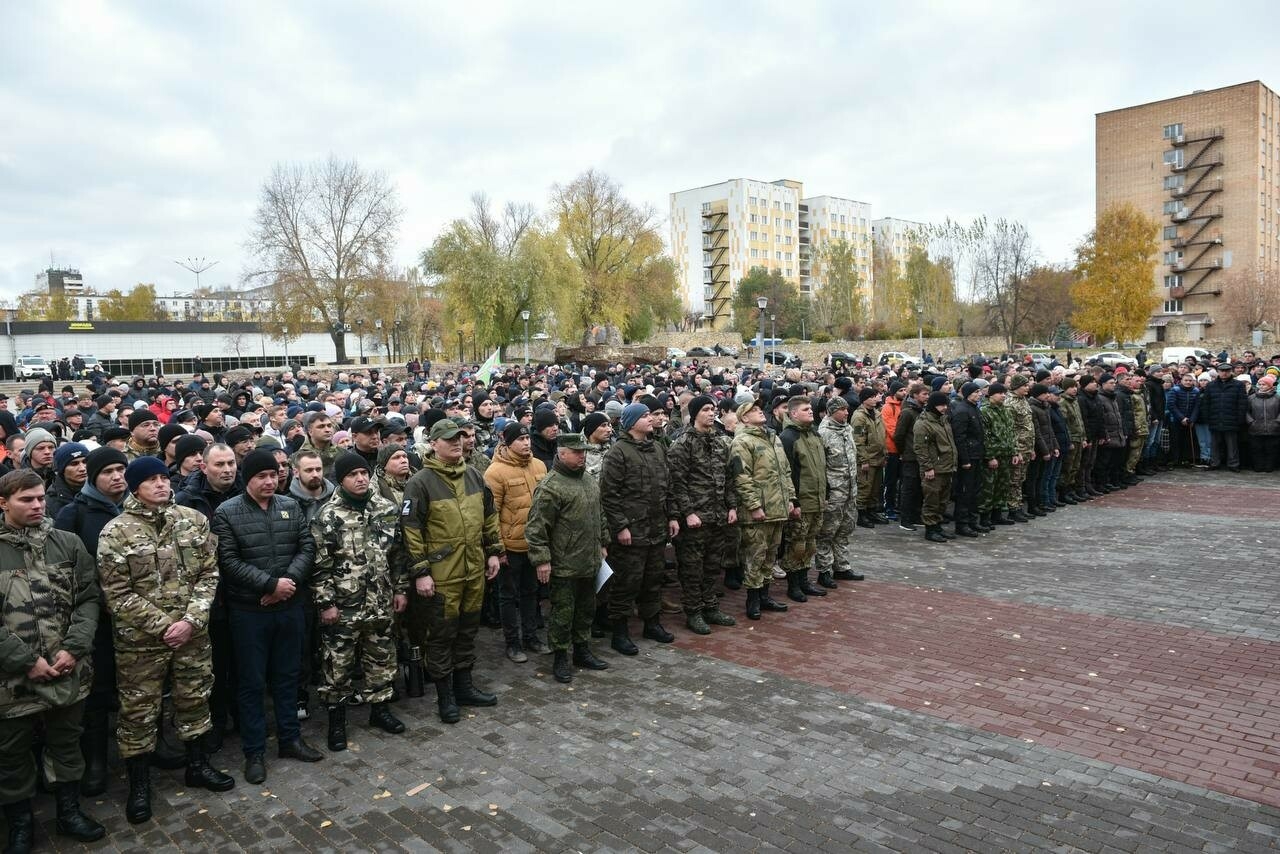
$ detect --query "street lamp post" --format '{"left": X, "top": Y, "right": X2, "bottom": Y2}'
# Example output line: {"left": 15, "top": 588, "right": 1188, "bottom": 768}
{"left": 770, "top": 314, "right": 776, "bottom": 366}
{"left": 356, "top": 319, "right": 364, "bottom": 363}
{"left": 457, "top": 330, "right": 464, "bottom": 364}
{"left": 915, "top": 302, "right": 925, "bottom": 363}
{"left": 521, "top": 309, "right": 530, "bottom": 366}
{"left": 756, "top": 296, "right": 768, "bottom": 371}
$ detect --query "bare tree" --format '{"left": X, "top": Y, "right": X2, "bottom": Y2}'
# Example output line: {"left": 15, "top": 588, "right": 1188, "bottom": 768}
{"left": 934, "top": 217, "right": 1038, "bottom": 351}
{"left": 245, "top": 156, "right": 402, "bottom": 362}
{"left": 1218, "top": 267, "right": 1280, "bottom": 336}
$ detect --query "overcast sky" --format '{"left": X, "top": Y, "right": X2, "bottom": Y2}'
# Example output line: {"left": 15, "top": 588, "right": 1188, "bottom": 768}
{"left": 2, "top": 1, "right": 1278, "bottom": 304}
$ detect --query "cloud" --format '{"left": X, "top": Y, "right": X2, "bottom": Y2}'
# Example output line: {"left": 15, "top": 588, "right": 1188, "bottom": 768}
{"left": 1, "top": 1, "right": 1278, "bottom": 303}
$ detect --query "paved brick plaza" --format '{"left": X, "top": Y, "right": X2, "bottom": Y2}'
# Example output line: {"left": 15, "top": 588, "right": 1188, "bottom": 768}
{"left": 33, "top": 469, "right": 1280, "bottom": 852}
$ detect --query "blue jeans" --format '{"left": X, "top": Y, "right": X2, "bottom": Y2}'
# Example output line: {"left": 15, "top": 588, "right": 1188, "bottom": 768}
{"left": 1194, "top": 424, "right": 1212, "bottom": 462}
{"left": 229, "top": 603, "right": 304, "bottom": 755}
{"left": 1042, "top": 456, "right": 1063, "bottom": 506}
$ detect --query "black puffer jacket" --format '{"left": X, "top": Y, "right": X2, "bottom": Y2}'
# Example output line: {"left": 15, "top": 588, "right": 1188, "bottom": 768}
{"left": 1078, "top": 388, "right": 1106, "bottom": 441}
{"left": 894, "top": 400, "right": 924, "bottom": 463}
{"left": 1029, "top": 397, "right": 1058, "bottom": 458}
{"left": 949, "top": 398, "right": 985, "bottom": 465}
{"left": 1198, "top": 377, "right": 1248, "bottom": 431}
{"left": 175, "top": 471, "right": 241, "bottom": 523}
{"left": 211, "top": 493, "right": 315, "bottom": 612}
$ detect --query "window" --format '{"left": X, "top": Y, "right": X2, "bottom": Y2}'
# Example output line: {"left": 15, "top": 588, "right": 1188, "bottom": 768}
{"left": 1162, "top": 123, "right": 1184, "bottom": 139}
{"left": 750, "top": 248, "right": 759, "bottom": 259}
{"left": 784, "top": 267, "right": 792, "bottom": 276}
{"left": 1164, "top": 274, "right": 1183, "bottom": 288}
{"left": 775, "top": 251, "right": 782, "bottom": 260}
{"left": 1163, "top": 299, "right": 1184, "bottom": 313}
{"left": 1163, "top": 225, "right": 1179, "bottom": 240}
{"left": 1164, "top": 174, "right": 1184, "bottom": 189}
{"left": 773, "top": 200, "right": 781, "bottom": 210}
{"left": 784, "top": 219, "right": 792, "bottom": 228}
{"left": 749, "top": 213, "right": 758, "bottom": 224}
{"left": 749, "top": 196, "right": 758, "bottom": 206}
{"left": 1163, "top": 149, "right": 1184, "bottom": 168}
{"left": 784, "top": 202, "right": 792, "bottom": 212}
{"left": 1163, "top": 250, "right": 1183, "bottom": 265}
{"left": 1163, "top": 200, "right": 1183, "bottom": 214}
{"left": 784, "top": 235, "right": 792, "bottom": 245}
{"left": 775, "top": 234, "right": 782, "bottom": 244}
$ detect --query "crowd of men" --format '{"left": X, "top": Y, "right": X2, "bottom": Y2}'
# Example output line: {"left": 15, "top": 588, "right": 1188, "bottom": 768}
{"left": 0, "top": 345, "right": 1276, "bottom": 851}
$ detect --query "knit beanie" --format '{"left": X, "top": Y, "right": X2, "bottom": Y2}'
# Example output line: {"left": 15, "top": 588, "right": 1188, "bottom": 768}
{"left": 158, "top": 423, "right": 187, "bottom": 453}
{"left": 1008, "top": 374, "right": 1030, "bottom": 390}
{"left": 533, "top": 408, "right": 558, "bottom": 432}
{"left": 620, "top": 402, "right": 649, "bottom": 431}
{"left": 420, "top": 408, "right": 448, "bottom": 433}
{"left": 1078, "top": 374, "right": 1098, "bottom": 389}
{"left": 53, "top": 443, "right": 88, "bottom": 476}
{"left": 858, "top": 387, "right": 879, "bottom": 403}
{"left": 581, "top": 412, "right": 609, "bottom": 439}
{"left": 826, "top": 395, "right": 849, "bottom": 411}
{"left": 377, "top": 444, "right": 406, "bottom": 469}
{"left": 240, "top": 449, "right": 279, "bottom": 483}
{"left": 988, "top": 382, "right": 1007, "bottom": 395}
{"left": 124, "top": 455, "right": 169, "bottom": 493}
{"left": 927, "top": 391, "right": 950, "bottom": 409}
{"left": 128, "top": 409, "right": 159, "bottom": 430}
{"left": 603, "top": 399, "right": 624, "bottom": 420}
{"left": 173, "top": 434, "right": 207, "bottom": 466}
{"left": 960, "top": 382, "right": 980, "bottom": 399}
{"left": 930, "top": 375, "right": 948, "bottom": 391}
{"left": 1029, "top": 383, "right": 1050, "bottom": 398}
{"left": 1059, "top": 377, "right": 1077, "bottom": 390}
{"left": 85, "top": 447, "right": 128, "bottom": 487}
{"left": 687, "top": 394, "right": 715, "bottom": 419}
{"left": 224, "top": 425, "right": 254, "bottom": 447}
{"left": 333, "top": 451, "right": 369, "bottom": 484}
{"left": 502, "top": 422, "right": 530, "bottom": 445}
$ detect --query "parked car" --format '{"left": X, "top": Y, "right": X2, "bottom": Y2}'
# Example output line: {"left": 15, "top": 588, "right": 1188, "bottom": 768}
{"left": 685, "top": 346, "right": 716, "bottom": 358}
{"left": 74, "top": 353, "right": 103, "bottom": 373}
{"left": 1160, "top": 347, "right": 1210, "bottom": 364}
{"left": 763, "top": 350, "right": 802, "bottom": 368}
{"left": 877, "top": 351, "right": 916, "bottom": 366}
{"left": 666, "top": 347, "right": 686, "bottom": 360}
{"left": 826, "top": 351, "right": 861, "bottom": 368}
{"left": 1029, "top": 353, "right": 1059, "bottom": 369}
{"left": 15, "top": 356, "right": 51, "bottom": 380}
{"left": 1086, "top": 351, "right": 1138, "bottom": 369}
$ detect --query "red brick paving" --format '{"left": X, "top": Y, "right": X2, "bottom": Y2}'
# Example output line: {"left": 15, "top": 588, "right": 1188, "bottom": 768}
{"left": 1089, "top": 479, "right": 1280, "bottom": 514}
{"left": 680, "top": 582, "right": 1280, "bottom": 807}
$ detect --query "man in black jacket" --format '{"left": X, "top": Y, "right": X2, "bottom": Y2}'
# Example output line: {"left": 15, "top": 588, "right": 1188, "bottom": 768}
{"left": 892, "top": 384, "right": 927, "bottom": 531}
{"left": 1199, "top": 369, "right": 1248, "bottom": 471}
{"left": 949, "top": 383, "right": 985, "bottom": 536}
{"left": 212, "top": 449, "right": 320, "bottom": 786}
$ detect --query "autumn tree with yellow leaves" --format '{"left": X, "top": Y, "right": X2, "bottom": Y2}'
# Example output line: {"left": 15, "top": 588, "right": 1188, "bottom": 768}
{"left": 1072, "top": 203, "right": 1160, "bottom": 345}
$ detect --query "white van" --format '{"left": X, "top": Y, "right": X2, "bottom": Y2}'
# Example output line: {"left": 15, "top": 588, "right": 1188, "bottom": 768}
{"left": 1160, "top": 347, "right": 1210, "bottom": 364}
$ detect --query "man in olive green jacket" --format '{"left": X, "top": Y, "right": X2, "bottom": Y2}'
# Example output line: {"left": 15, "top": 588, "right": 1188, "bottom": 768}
{"left": 914, "top": 392, "right": 959, "bottom": 543}
{"left": 779, "top": 396, "right": 828, "bottom": 603}
{"left": 730, "top": 398, "right": 799, "bottom": 620}
{"left": 400, "top": 419, "right": 504, "bottom": 724}
{"left": 525, "top": 435, "right": 611, "bottom": 684}
{"left": 0, "top": 470, "right": 104, "bottom": 850}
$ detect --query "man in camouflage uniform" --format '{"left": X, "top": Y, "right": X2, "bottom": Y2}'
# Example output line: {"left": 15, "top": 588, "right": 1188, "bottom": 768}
{"left": 851, "top": 388, "right": 887, "bottom": 522}
{"left": 915, "top": 392, "right": 959, "bottom": 543}
{"left": 524, "top": 434, "right": 611, "bottom": 684}
{"left": 667, "top": 395, "right": 737, "bottom": 636}
{"left": 458, "top": 418, "right": 491, "bottom": 474}
{"left": 1123, "top": 373, "right": 1150, "bottom": 480}
{"left": 1058, "top": 378, "right": 1088, "bottom": 501}
{"left": 816, "top": 396, "right": 861, "bottom": 585}
{"left": 97, "top": 456, "right": 234, "bottom": 825}
{"left": 779, "top": 395, "right": 828, "bottom": 602}
{"left": 730, "top": 398, "right": 798, "bottom": 621}
{"left": 401, "top": 419, "right": 504, "bottom": 724}
{"left": 124, "top": 409, "right": 161, "bottom": 462}
{"left": 1005, "top": 374, "right": 1035, "bottom": 522}
{"left": 979, "top": 383, "right": 1017, "bottom": 526}
{"left": 581, "top": 412, "right": 612, "bottom": 480}
{"left": 0, "top": 470, "right": 104, "bottom": 851}
{"left": 311, "top": 453, "right": 406, "bottom": 752}
{"left": 299, "top": 411, "right": 339, "bottom": 480}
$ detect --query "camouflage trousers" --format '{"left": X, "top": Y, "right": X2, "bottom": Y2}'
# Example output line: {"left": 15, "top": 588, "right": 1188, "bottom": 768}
{"left": 318, "top": 617, "right": 396, "bottom": 705}
{"left": 815, "top": 499, "right": 856, "bottom": 575}
{"left": 1007, "top": 457, "right": 1030, "bottom": 510}
{"left": 1125, "top": 434, "right": 1148, "bottom": 474}
{"left": 1062, "top": 444, "right": 1082, "bottom": 491}
{"left": 781, "top": 510, "right": 822, "bottom": 573}
{"left": 979, "top": 459, "right": 1012, "bottom": 512}
{"left": 0, "top": 700, "right": 85, "bottom": 804}
{"left": 548, "top": 576, "right": 595, "bottom": 651}
{"left": 921, "top": 472, "right": 954, "bottom": 526}
{"left": 674, "top": 524, "right": 730, "bottom": 615}
{"left": 607, "top": 542, "right": 666, "bottom": 622}
{"left": 740, "top": 521, "right": 784, "bottom": 590}
{"left": 406, "top": 570, "right": 485, "bottom": 680}
{"left": 855, "top": 465, "right": 884, "bottom": 511}
{"left": 115, "top": 632, "right": 213, "bottom": 758}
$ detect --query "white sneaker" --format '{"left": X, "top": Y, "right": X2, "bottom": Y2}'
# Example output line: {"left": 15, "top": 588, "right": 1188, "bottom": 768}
{"left": 771, "top": 564, "right": 786, "bottom": 579}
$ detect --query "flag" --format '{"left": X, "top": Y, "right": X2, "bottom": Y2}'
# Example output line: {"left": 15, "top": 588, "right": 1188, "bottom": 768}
{"left": 476, "top": 347, "right": 502, "bottom": 385}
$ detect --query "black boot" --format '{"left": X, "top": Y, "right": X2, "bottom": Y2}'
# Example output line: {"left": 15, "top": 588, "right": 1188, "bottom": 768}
{"left": 871, "top": 511, "right": 891, "bottom": 524}
{"left": 326, "top": 704, "right": 347, "bottom": 751}
{"left": 591, "top": 603, "right": 610, "bottom": 639}
{"left": 150, "top": 716, "right": 187, "bottom": 770}
{"left": 552, "top": 650, "right": 572, "bottom": 683}
{"left": 125, "top": 755, "right": 152, "bottom": 824}
{"left": 925, "top": 525, "right": 949, "bottom": 543}
{"left": 79, "top": 708, "right": 109, "bottom": 797}
{"left": 745, "top": 588, "right": 762, "bottom": 621}
{"left": 1009, "top": 508, "right": 1030, "bottom": 522}
{"left": 833, "top": 568, "right": 858, "bottom": 581}
{"left": 642, "top": 617, "right": 674, "bottom": 643}
{"left": 799, "top": 572, "right": 827, "bottom": 596}
{"left": 991, "top": 509, "right": 1015, "bottom": 526}
{"left": 572, "top": 643, "right": 609, "bottom": 670}
{"left": 938, "top": 526, "right": 957, "bottom": 539}
{"left": 817, "top": 571, "right": 838, "bottom": 589}
{"left": 723, "top": 565, "right": 743, "bottom": 591}
{"left": 3, "top": 800, "right": 33, "bottom": 854}
{"left": 184, "top": 737, "right": 235, "bottom": 792}
{"left": 369, "top": 703, "right": 405, "bottom": 734}
{"left": 856, "top": 510, "right": 875, "bottom": 529}
{"left": 453, "top": 669, "right": 497, "bottom": 707}
{"left": 956, "top": 524, "right": 980, "bottom": 538}
{"left": 785, "top": 572, "right": 807, "bottom": 603}
{"left": 610, "top": 618, "right": 638, "bottom": 656}
{"left": 52, "top": 782, "right": 105, "bottom": 843}
{"left": 434, "top": 677, "right": 460, "bottom": 724}
{"left": 760, "top": 584, "right": 789, "bottom": 612}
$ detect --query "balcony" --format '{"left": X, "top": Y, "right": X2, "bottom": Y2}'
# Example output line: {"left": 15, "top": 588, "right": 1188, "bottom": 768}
{"left": 1170, "top": 126, "right": 1224, "bottom": 146}
{"left": 1170, "top": 152, "right": 1223, "bottom": 172}
{"left": 1172, "top": 204, "right": 1223, "bottom": 222}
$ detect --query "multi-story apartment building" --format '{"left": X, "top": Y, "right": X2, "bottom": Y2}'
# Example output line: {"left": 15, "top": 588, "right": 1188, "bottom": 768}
{"left": 871, "top": 218, "right": 927, "bottom": 274}
{"left": 1096, "top": 80, "right": 1280, "bottom": 342}
{"left": 672, "top": 178, "right": 895, "bottom": 330}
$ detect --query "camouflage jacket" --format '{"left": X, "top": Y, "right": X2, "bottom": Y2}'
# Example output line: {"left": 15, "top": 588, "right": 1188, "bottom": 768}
{"left": 600, "top": 435, "right": 675, "bottom": 545}
{"left": 97, "top": 497, "right": 220, "bottom": 641}
{"left": 913, "top": 409, "right": 958, "bottom": 474}
{"left": 1131, "top": 388, "right": 1150, "bottom": 438}
{"left": 730, "top": 425, "right": 795, "bottom": 523}
{"left": 0, "top": 520, "right": 99, "bottom": 719}
{"left": 667, "top": 427, "right": 737, "bottom": 525}
{"left": 311, "top": 489, "right": 402, "bottom": 623}
{"left": 817, "top": 416, "right": 857, "bottom": 505}
{"left": 124, "top": 439, "right": 160, "bottom": 463}
{"left": 299, "top": 437, "right": 339, "bottom": 480}
{"left": 980, "top": 400, "right": 1017, "bottom": 459}
{"left": 1006, "top": 393, "right": 1037, "bottom": 454}
{"left": 400, "top": 456, "right": 503, "bottom": 590}
{"left": 851, "top": 406, "right": 887, "bottom": 467}
{"left": 1059, "top": 395, "right": 1086, "bottom": 443}
{"left": 524, "top": 460, "right": 609, "bottom": 579}
{"left": 584, "top": 443, "right": 609, "bottom": 481}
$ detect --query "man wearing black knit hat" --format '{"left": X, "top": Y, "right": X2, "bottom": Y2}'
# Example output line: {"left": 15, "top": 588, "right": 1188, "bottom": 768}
{"left": 124, "top": 409, "right": 161, "bottom": 462}
{"left": 212, "top": 449, "right": 320, "bottom": 785}
{"left": 915, "top": 391, "right": 958, "bottom": 543}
